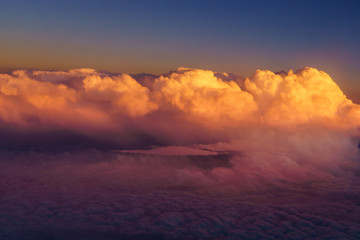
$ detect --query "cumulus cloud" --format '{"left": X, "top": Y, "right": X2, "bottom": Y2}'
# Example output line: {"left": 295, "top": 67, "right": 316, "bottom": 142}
{"left": 245, "top": 68, "right": 358, "bottom": 127}
{"left": 152, "top": 67, "right": 257, "bottom": 124}
{"left": 0, "top": 66, "right": 359, "bottom": 149}
{"left": 82, "top": 73, "right": 157, "bottom": 116}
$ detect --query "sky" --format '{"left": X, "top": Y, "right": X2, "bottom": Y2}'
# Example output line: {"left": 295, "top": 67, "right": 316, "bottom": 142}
{"left": 0, "top": 0, "right": 360, "bottom": 102}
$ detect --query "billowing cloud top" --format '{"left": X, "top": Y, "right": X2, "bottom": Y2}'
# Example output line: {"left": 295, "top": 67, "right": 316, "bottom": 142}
{"left": 0, "top": 67, "right": 359, "bottom": 149}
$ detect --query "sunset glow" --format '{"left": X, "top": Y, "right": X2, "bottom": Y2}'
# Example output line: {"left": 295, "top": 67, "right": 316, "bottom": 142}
{"left": 1, "top": 1, "right": 360, "bottom": 239}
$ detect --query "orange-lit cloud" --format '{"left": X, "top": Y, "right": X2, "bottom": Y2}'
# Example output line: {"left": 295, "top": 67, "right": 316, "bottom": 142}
{"left": 0, "top": 67, "right": 358, "bottom": 132}
{"left": 245, "top": 67, "right": 359, "bottom": 127}
{"left": 153, "top": 67, "right": 257, "bottom": 124}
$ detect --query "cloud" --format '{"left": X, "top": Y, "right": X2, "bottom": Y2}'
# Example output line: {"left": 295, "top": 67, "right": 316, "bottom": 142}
{"left": 0, "top": 67, "right": 359, "bottom": 239}
{"left": 0, "top": 144, "right": 359, "bottom": 239}
{"left": 245, "top": 67, "right": 358, "bottom": 127}
{"left": 152, "top": 68, "right": 257, "bottom": 125}
{"left": 82, "top": 73, "right": 158, "bottom": 116}
{"left": 0, "top": 66, "right": 359, "bottom": 150}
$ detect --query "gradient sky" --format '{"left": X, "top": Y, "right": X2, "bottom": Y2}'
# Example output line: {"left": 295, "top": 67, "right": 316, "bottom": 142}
{"left": 1, "top": 0, "right": 359, "bottom": 102}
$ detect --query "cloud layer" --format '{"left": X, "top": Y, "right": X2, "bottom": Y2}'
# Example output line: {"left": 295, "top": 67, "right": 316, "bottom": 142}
{"left": 0, "top": 67, "right": 359, "bottom": 239}
{"left": 0, "top": 67, "right": 359, "bottom": 149}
